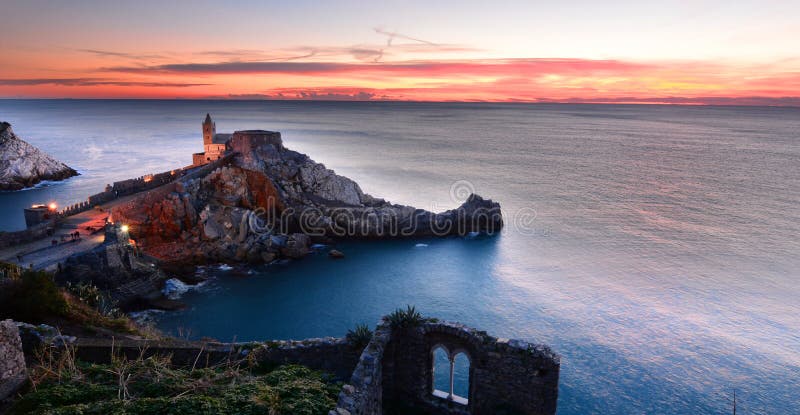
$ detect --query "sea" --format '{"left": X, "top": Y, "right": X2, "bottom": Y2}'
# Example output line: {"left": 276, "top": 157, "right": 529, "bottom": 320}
{"left": 1, "top": 100, "right": 798, "bottom": 414}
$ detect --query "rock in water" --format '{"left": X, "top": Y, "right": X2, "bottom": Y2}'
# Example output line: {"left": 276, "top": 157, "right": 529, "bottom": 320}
{"left": 0, "top": 122, "right": 78, "bottom": 190}
{"left": 328, "top": 249, "right": 345, "bottom": 259}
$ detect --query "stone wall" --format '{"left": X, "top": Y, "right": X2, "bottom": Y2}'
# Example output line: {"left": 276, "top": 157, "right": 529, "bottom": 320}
{"left": 13, "top": 316, "right": 559, "bottom": 415}
{"left": 56, "top": 168, "right": 187, "bottom": 219}
{"left": 332, "top": 319, "right": 560, "bottom": 415}
{"left": 229, "top": 130, "right": 283, "bottom": 154}
{"left": 386, "top": 321, "right": 559, "bottom": 415}
{"left": 24, "top": 335, "right": 361, "bottom": 383}
{"left": 0, "top": 222, "right": 53, "bottom": 249}
{"left": 330, "top": 321, "right": 393, "bottom": 415}
{"left": 192, "top": 152, "right": 207, "bottom": 166}
{"left": 0, "top": 320, "right": 26, "bottom": 402}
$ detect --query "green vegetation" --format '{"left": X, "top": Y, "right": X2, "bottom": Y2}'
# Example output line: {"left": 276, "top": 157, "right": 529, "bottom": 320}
{"left": 0, "top": 269, "right": 139, "bottom": 335}
{"left": 66, "top": 281, "right": 123, "bottom": 318}
{"left": 0, "top": 269, "right": 68, "bottom": 322}
{"left": 387, "top": 305, "right": 424, "bottom": 329}
{"left": 10, "top": 347, "right": 340, "bottom": 415}
{"left": 345, "top": 323, "right": 373, "bottom": 349}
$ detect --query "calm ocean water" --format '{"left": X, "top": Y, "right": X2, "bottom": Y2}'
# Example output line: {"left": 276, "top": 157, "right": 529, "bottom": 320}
{"left": 1, "top": 100, "right": 798, "bottom": 414}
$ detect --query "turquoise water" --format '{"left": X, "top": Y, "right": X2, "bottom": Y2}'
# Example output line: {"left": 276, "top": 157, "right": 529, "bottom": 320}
{"left": 1, "top": 100, "right": 799, "bottom": 414}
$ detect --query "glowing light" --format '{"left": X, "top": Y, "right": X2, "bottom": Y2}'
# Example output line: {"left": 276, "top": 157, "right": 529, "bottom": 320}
{"left": 48, "top": 203, "right": 57, "bottom": 210}
{"left": 121, "top": 225, "right": 129, "bottom": 233}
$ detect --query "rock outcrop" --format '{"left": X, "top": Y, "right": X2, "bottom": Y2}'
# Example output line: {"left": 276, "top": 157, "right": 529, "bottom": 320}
{"left": 110, "top": 131, "right": 503, "bottom": 266}
{"left": 56, "top": 241, "right": 168, "bottom": 310}
{"left": 0, "top": 320, "right": 25, "bottom": 403}
{"left": 0, "top": 122, "right": 78, "bottom": 191}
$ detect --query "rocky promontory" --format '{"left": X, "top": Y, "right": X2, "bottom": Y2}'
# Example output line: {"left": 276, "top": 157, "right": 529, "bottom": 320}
{"left": 111, "top": 131, "right": 503, "bottom": 266}
{"left": 56, "top": 130, "right": 502, "bottom": 309}
{"left": 0, "top": 122, "right": 78, "bottom": 191}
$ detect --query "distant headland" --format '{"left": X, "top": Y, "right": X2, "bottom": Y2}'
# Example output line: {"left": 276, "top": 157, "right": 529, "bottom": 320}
{"left": 0, "top": 122, "right": 78, "bottom": 191}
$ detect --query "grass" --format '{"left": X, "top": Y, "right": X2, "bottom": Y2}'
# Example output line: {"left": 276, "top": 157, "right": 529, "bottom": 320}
{"left": 10, "top": 344, "right": 340, "bottom": 415}
{"left": 387, "top": 305, "right": 424, "bottom": 329}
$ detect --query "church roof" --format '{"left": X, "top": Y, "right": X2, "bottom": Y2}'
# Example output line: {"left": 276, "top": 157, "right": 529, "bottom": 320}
{"left": 212, "top": 133, "right": 231, "bottom": 144}
{"left": 204, "top": 113, "right": 213, "bottom": 124}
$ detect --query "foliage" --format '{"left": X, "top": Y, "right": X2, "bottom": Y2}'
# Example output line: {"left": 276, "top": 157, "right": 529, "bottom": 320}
{"left": 0, "top": 269, "right": 68, "bottom": 322}
{"left": 11, "top": 346, "right": 339, "bottom": 415}
{"left": 61, "top": 292, "right": 138, "bottom": 334}
{"left": 65, "top": 281, "right": 123, "bottom": 318}
{"left": 346, "top": 323, "right": 373, "bottom": 349}
{"left": 387, "top": 305, "right": 424, "bottom": 329}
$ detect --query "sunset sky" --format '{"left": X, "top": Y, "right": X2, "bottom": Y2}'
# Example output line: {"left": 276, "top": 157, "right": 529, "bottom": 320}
{"left": 1, "top": 0, "right": 799, "bottom": 105}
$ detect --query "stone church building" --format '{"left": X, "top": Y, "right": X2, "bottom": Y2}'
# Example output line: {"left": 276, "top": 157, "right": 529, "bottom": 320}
{"left": 192, "top": 113, "right": 231, "bottom": 166}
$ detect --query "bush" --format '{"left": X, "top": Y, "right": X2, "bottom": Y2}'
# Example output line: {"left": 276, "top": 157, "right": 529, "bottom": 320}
{"left": 0, "top": 269, "right": 68, "bottom": 322}
{"left": 65, "top": 281, "right": 122, "bottom": 318}
{"left": 346, "top": 324, "right": 373, "bottom": 349}
{"left": 387, "top": 305, "right": 424, "bottom": 329}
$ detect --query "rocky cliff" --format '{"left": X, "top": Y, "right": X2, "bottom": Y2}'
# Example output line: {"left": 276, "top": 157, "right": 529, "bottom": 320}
{"left": 0, "top": 122, "right": 78, "bottom": 191}
{"left": 111, "top": 132, "right": 503, "bottom": 266}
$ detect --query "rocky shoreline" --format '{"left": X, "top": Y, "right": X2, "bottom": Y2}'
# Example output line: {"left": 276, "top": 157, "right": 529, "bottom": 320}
{"left": 57, "top": 130, "right": 503, "bottom": 310}
{"left": 0, "top": 122, "right": 78, "bottom": 191}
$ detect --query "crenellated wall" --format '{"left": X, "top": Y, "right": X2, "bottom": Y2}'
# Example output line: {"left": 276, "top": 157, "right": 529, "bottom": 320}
{"left": 56, "top": 168, "right": 187, "bottom": 219}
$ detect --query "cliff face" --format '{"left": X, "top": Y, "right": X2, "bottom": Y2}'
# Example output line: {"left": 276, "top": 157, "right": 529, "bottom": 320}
{"left": 111, "top": 133, "right": 503, "bottom": 265}
{"left": 0, "top": 122, "right": 78, "bottom": 191}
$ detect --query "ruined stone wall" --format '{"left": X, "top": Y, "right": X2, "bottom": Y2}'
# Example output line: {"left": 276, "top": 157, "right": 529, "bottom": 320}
{"left": 24, "top": 335, "right": 361, "bottom": 383}
{"left": 0, "top": 320, "right": 26, "bottom": 402}
{"left": 330, "top": 322, "right": 393, "bottom": 415}
{"left": 13, "top": 316, "right": 558, "bottom": 415}
{"left": 382, "top": 321, "right": 560, "bottom": 415}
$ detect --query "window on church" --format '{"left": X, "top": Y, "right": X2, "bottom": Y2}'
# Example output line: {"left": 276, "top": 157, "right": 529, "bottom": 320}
{"left": 431, "top": 346, "right": 469, "bottom": 405}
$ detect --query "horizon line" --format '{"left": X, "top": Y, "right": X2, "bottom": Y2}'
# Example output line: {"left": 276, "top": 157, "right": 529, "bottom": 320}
{"left": 1, "top": 97, "right": 799, "bottom": 109}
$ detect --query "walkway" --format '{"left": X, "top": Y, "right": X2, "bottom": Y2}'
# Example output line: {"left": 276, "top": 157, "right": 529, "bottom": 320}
{"left": 0, "top": 193, "right": 142, "bottom": 272}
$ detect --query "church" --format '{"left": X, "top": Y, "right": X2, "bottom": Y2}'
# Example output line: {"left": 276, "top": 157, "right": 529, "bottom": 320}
{"left": 192, "top": 113, "right": 231, "bottom": 166}
{"left": 191, "top": 114, "right": 284, "bottom": 166}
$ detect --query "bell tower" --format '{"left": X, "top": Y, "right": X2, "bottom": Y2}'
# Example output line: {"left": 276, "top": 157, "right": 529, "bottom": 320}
{"left": 202, "top": 113, "right": 216, "bottom": 145}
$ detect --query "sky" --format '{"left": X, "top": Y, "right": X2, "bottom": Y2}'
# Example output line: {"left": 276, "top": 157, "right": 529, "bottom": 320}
{"left": 1, "top": 0, "right": 799, "bottom": 105}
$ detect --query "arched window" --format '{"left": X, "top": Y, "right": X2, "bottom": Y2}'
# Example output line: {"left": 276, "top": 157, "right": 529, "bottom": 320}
{"left": 431, "top": 346, "right": 469, "bottom": 405}
{"left": 432, "top": 346, "right": 450, "bottom": 396}
{"left": 452, "top": 352, "right": 470, "bottom": 400}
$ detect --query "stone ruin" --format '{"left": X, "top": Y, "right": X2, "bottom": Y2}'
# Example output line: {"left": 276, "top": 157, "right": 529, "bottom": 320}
{"left": 1, "top": 316, "right": 559, "bottom": 415}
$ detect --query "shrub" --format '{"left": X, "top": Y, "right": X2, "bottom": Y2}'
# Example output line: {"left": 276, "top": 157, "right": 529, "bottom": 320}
{"left": 65, "top": 281, "right": 123, "bottom": 318}
{"left": 346, "top": 323, "right": 373, "bottom": 349}
{"left": 0, "top": 269, "right": 68, "bottom": 322}
{"left": 387, "top": 305, "right": 424, "bottom": 329}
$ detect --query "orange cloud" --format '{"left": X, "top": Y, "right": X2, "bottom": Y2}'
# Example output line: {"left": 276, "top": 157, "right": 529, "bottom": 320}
{"left": 2, "top": 53, "right": 800, "bottom": 105}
